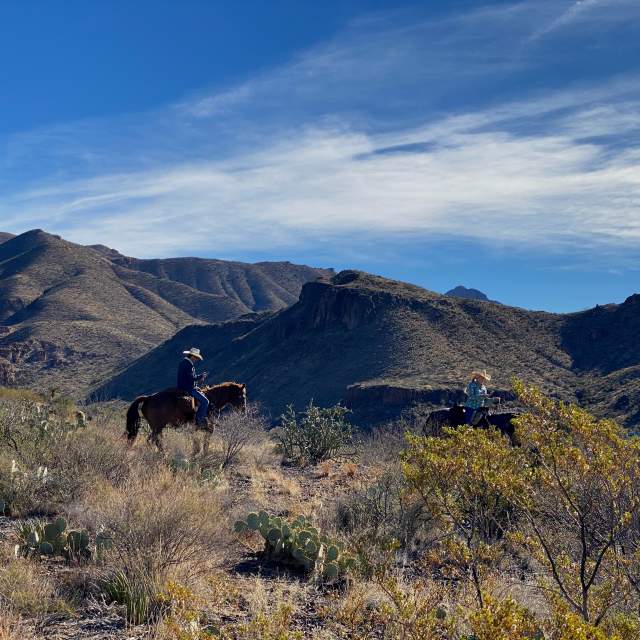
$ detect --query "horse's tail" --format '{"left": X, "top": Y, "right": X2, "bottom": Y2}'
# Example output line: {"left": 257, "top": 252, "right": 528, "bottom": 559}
{"left": 125, "top": 396, "right": 147, "bottom": 443}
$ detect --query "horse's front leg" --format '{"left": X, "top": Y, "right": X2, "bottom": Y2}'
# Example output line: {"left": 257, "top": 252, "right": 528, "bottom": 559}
{"left": 202, "top": 431, "right": 211, "bottom": 457}
{"left": 191, "top": 433, "right": 202, "bottom": 458}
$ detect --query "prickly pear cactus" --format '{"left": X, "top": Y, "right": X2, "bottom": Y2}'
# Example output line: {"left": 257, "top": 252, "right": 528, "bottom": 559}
{"left": 66, "top": 529, "right": 91, "bottom": 560}
{"left": 234, "top": 511, "right": 355, "bottom": 581}
{"left": 15, "top": 518, "right": 92, "bottom": 561}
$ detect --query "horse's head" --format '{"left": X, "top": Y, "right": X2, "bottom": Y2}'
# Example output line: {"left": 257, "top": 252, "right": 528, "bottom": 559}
{"left": 225, "top": 382, "right": 247, "bottom": 410}
{"left": 204, "top": 382, "right": 247, "bottom": 412}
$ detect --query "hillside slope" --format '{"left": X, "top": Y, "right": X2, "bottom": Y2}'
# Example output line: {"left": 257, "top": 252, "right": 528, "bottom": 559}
{"left": 0, "top": 230, "right": 328, "bottom": 393}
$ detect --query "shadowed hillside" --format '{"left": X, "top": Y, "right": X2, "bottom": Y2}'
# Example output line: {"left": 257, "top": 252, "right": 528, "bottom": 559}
{"left": 98, "top": 270, "right": 640, "bottom": 427}
{"left": 0, "top": 230, "right": 329, "bottom": 393}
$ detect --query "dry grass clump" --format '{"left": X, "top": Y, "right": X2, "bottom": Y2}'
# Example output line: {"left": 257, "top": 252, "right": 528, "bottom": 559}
{"left": 248, "top": 465, "right": 302, "bottom": 511}
{"left": 0, "top": 613, "right": 37, "bottom": 640}
{"left": 96, "top": 467, "right": 228, "bottom": 579}
{"left": 0, "top": 387, "right": 44, "bottom": 404}
{"left": 82, "top": 466, "right": 231, "bottom": 623}
{"left": 0, "top": 554, "right": 69, "bottom": 617}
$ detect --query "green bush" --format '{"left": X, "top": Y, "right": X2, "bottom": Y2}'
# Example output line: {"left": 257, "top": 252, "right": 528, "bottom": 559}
{"left": 273, "top": 402, "right": 353, "bottom": 465}
{"left": 0, "top": 397, "right": 128, "bottom": 515}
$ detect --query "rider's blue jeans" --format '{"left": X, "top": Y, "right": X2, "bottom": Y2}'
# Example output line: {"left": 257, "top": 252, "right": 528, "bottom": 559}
{"left": 465, "top": 407, "right": 475, "bottom": 424}
{"left": 191, "top": 388, "right": 209, "bottom": 424}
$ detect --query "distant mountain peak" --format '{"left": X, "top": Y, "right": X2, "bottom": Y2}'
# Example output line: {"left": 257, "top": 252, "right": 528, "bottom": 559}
{"left": 88, "top": 244, "right": 124, "bottom": 259}
{"left": 445, "top": 285, "right": 493, "bottom": 302}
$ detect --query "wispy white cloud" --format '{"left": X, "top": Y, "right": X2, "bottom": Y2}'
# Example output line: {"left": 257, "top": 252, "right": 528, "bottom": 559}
{"left": 528, "top": 0, "right": 640, "bottom": 42}
{"left": 0, "top": 0, "right": 639, "bottom": 264}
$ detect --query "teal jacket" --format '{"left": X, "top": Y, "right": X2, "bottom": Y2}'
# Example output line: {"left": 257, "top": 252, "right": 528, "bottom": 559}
{"left": 465, "top": 379, "right": 488, "bottom": 409}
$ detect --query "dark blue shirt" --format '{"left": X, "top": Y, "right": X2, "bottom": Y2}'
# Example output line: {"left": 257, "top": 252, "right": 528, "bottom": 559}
{"left": 177, "top": 357, "right": 198, "bottom": 392}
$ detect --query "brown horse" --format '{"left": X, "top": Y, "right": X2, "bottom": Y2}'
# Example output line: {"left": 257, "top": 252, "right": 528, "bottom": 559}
{"left": 125, "top": 382, "right": 247, "bottom": 448}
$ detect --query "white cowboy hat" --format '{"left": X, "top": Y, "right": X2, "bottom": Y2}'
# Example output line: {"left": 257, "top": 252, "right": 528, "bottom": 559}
{"left": 472, "top": 369, "right": 491, "bottom": 382}
{"left": 183, "top": 347, "right": 203, "bottom": 360}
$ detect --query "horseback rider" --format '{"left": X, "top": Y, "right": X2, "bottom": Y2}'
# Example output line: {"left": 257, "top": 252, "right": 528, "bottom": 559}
{"left": 177, "top": 347, "right": 209, "bottom": 427}
{"left": 464, "top": 369, "right": 492, "bottom": 425}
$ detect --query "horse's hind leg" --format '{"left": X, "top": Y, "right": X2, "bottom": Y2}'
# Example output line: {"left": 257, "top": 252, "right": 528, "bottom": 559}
{"left": 147, "top": 420, "right": 165, "bottom": 452}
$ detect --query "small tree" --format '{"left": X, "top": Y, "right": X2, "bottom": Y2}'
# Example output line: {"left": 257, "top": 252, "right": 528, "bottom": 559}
{"left": 511, "top": 381, "right": 640, "bottom": 625}
{"left": 273, "top": 401, "right": 353, "bottom": 466}
{"left": 402, "top": 426, "right": 528, "bottom": 608}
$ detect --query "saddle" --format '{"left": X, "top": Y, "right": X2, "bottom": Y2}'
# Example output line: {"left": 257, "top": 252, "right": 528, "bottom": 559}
{"left": 163, "top": 387, "right": 198, "bottom": 411}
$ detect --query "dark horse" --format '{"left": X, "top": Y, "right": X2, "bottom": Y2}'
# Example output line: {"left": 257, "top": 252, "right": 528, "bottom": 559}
{"left": 424, "top": 404, "right": 519, "bottom": 446}
{"left": 125, "top": 382, "right": 247, "bottom": 448}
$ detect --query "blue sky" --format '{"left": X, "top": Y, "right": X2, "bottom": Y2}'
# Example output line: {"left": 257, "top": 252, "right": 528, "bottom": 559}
{"left": 1, "top": 0, "right": 639, "bottom": 312}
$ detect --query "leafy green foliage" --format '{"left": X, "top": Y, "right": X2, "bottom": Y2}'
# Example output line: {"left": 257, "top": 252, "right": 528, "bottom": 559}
{"left": 273, "top": 402, "right": 353, "bottom": 465}
{"left": 403, "top": 425, "right": 527, "bottom": 608}
{"left": 235, "top": 511, "right": 355, "bottom": 581}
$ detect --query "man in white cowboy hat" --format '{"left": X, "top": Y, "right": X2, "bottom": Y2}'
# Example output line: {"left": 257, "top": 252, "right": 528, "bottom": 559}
{"left": 464, "top": 369, "right": 492, "bottom": 424}
{"left": 177, "top": 347, "right": 209, "bottom": 427}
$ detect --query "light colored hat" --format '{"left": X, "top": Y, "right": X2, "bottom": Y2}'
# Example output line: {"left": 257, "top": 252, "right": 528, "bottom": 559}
{"left": 183, "top": 347, "right": 203, "bottom": 360}
{"left": 472, "top": 369, "right": 491, "bottom": 382}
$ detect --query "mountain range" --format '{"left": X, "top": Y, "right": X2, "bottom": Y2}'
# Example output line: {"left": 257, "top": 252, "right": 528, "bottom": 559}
{"left": 0, "top": 229, "right": 330, "bottom": 392}
{"left": 96, "top": 270, "right": 640, "bottom": 429}
{"left": 2, "top": 229, "right": 638, "bottom": 429}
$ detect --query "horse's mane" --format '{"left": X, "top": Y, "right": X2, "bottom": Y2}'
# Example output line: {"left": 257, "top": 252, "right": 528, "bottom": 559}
{"left": 201, "top": 381, "right": 244, "bottom": 392}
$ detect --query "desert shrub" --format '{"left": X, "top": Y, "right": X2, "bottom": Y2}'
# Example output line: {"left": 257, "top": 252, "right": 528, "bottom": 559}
{"left": 334, "top": 468, "right": 434, "bottom": 579}
{"left": 210, "top": 404, "right": 267, "bottom": 469}
{"left": 359, "top": 420, "right": 409, "bottom": 467}
{"left": 466, "top": 596, "right": 540, "bottom": 640}
{"left": 153, "top": 580, "right": 215, "bottom": 639}
{"left": 403, "top": 426, "right": 527, "bottom": 608}
{"left": 93, "top": 468, "right": 227, "bottom": 623}
{"left": 336, "top": 468, "right": 430, "bottom": 547}
{"left": 339, "top": 577, "right": 455, "bottom": 640}
{"left": 219, "top": 603, "right": 303, "bottom": 640}
{"left": 511, "top": 382, "right": 640, "bottom": 625}
{"left": 0, "top": 399, "right": 129, "bottom": 515}
{"left": 273, "top": 402, "right": 353, "bottom": 465}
